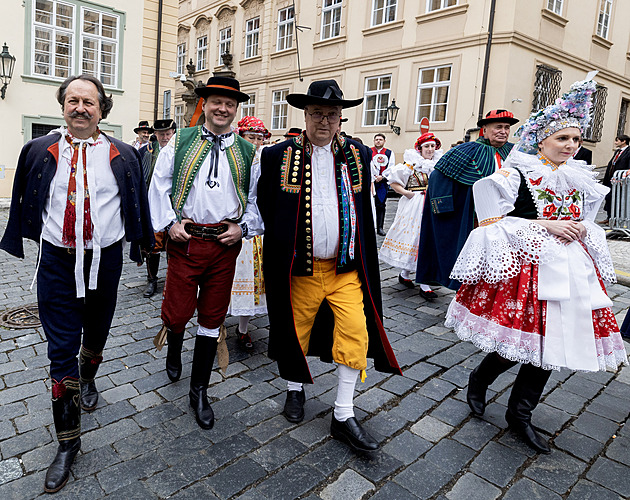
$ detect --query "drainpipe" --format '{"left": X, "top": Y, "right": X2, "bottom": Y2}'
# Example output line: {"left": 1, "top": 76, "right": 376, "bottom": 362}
{"left": 153, "top": 0, "right": 164, "bottom": 121}
{"left": 477, "top": 0, "right": 497, "bottom": 122}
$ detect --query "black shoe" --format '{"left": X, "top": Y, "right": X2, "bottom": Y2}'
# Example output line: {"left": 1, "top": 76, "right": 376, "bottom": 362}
{"left": 398, "top": 274, "right": 415, "bottom": 288}
{"left": 143, "top": 279, "right": 158, "bottom": 298}
{"left": 189, "top": 389, "right": 215, "bottom": 430}
{"left": 237, "top": 331, "right": 254, "bottom": 352}
{"left": 331, "top": 416, "right": 379, "bottom": 452}
{"left": 166, "top": 330, "right": 184, "bottom": 382}
{"left": 44, "top": 438, "right": 81, "bottom": 493}
{"left": 418, "top": 289, "right": 438, "bottom": 301}
{"left": 80, "top": 380, "right": 98, "bottom": 412}
{"left": 505, "top": 412, "right": 550, "bottom": 454}
{"left": 377, "top": 228, "right": 386, "bottom": 236}
{"left": 283, "top": 389, "right": 306, "bottom": 423}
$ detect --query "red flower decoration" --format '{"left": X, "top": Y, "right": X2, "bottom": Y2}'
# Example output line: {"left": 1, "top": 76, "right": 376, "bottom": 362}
{"left": 542, "top": 205, "right": 556, "bottom": 218}
{"left": 52, "top": 381, "right": 67, "bottom": 399}
{"left": 529, "top": 177, "right": 543, "bottom": 186}
{"left": 568, "top": 204, "right": 581, "bottom": 218}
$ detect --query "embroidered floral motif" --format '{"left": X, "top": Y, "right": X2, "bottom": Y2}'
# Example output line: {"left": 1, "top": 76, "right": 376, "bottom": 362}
{"left": 280, "top": 146, "right": 301, "bottom": 194}
{"left": 534, "top": 184, "right": 583, "bottom": 220}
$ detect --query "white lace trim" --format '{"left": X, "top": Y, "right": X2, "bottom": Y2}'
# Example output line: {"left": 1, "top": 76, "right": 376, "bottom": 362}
{"left": 582, "top": 220, "right": 617, "bottom": 283}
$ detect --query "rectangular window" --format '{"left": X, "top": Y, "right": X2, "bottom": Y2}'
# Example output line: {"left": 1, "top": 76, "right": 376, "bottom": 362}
{"left": 363, "top": 75, "right": 391, "bottom": 126}
{"left": 245, "top": 17, "right": 260, "bottom": 59}
{"left": 163, "top": 90, "right": 171, "bottom": 119}
{"left": 174, "top": 104, "right": 185, "bottom": 129}
{"left": 176, "top": 43, "right": 186, "bottom": 75}
{"left": 546, "top": 0, "right": 563, "bottom": 15}
{"left": 618, "top": 98, "right": 629, "bottom": 137}
{"left": 196, "top": 36, "right": 207, "bottom": 71}
{"left": 321, "top": 0, "right": 342, "bottom": 40}
{"left": 81, "top": 7, "right": 120, "bottom": 86}
{"left": 427, "top": 0, "right": 457, "bottom": 12}
{"left": 531, "top": 64, "right": 562, "bottom": 112}
{"left": 371, "top": 0, "right": 397, "bottom": 26}
{"left": 584, "top": 85, "right": 608, "bottom": 142}
{"left": 32, "top": 123, "right": 61, "bottom": 139}
{"left": 272, "top": 89, "right": 289, "bottom": 130}
{"left": 277, "top": 7, "right": 295, "bottom": 51}
{"left": 415, "top": 65, "right": 451, "bottom": 123}
{"left": 241, "top": 94, "right": 256, "bottom": 119}
{"left": 33, "top": 0, "right": 75, "bottom": 79}
{"left": 219, "top": 27, "right": 232, "bottom": 65}
{"left": 596, "top": 0, "right": 613, "bottom": 39}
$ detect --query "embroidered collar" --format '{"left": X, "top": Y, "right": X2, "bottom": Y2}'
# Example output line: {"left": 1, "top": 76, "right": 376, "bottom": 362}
{"left": 66, "top": 128, "right": 101, "bottom": 145}
{"left": 537, "top": 152, "right": 564, "bottom": 171}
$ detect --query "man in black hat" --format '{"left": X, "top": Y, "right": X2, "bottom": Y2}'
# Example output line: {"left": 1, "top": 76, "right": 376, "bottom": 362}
{"left": 416, "top": 110, "right": 518, "bottom": 292}
{"left": 284, "top": 127, "right": 302, "bottom": 138}
{"left": 131, "top": 120, "right": 153, "bottom": 150}
{"left": 139, "top": 119, "right": 177, "bottom": 297}
{"left": 258, "top": 79, "right": 401, "bottom": 452}
{"left": 148, "top": 76, "right": 263, "bottom": 430}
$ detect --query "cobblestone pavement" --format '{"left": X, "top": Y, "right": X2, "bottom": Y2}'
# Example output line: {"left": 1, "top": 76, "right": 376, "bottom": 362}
{"left": 0, "top": 201, "right": 629, "bottom": 500}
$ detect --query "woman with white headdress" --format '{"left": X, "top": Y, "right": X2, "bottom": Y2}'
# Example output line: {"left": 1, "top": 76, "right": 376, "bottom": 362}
{"left": 446, "top": 78, "right": 628, "bottom": 454}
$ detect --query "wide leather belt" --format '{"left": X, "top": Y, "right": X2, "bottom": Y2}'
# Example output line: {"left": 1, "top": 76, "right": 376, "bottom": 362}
{"left": 184, "top": 223, "right": 228, "bottom": 241}
{"left": 409, "top": 186, "right": 427, "bottom": 192}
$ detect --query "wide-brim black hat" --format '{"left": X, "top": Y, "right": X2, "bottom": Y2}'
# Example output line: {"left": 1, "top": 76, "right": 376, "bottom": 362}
{"left": 134, "top": 120, "right": 154, "bottom": 133}
{"left": 284, "top": 127, "right": 302, "bottom": 137}
{"left": 194, "top": 76, "right": 250, "bottom": 103}
{"left": 287, "top": 80, "right": 363, "bottom": 110}
{"left": 153, "top": 119, "right": 176, "bottom": 131}
{"left": 477, "top": 109, "right": 519, "bottom": 127}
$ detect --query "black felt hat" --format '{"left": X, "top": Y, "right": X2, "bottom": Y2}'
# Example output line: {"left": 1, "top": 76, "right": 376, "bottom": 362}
{"left": 194, "top": 76, "right": 250, "bottom": 103}
{"left": 284, "top": 127, "right": 302, "bottom": 137}
{"left": 477, "top": 109, "right": 519, "bottom": 127}
{"left": 134, "top": 120, "right": 154, "bottom": 133}
{"left": 153, "top": 119, "right": 176, "bottom": 131}
{"left": 287, "top": 80, "right": 363, "bottom": 110}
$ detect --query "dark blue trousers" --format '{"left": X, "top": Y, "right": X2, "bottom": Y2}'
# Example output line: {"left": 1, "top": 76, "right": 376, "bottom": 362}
{"left": 37, "top": 240, "right": 123, "bottom": 381}
{"left": 620, "top": 309, "right": 630, "bottom": 338}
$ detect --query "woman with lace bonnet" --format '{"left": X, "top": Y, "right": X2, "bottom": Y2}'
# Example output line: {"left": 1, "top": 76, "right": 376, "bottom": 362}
{"left": 445, "top": 78, "right": 628, "bottom": 454}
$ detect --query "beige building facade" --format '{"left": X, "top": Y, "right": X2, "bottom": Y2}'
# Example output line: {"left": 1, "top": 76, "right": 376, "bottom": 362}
{"left": 0, "top": 0, "right": 178, "bottom": 198}
{"left": 175, "top": 0, "right": 630, "bottom": 166}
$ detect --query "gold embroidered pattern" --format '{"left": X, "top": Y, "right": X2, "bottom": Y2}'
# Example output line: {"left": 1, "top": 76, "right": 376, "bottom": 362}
{"left": 479, "top": 216, "right": 503, "bottom": 226}
{"left": 280, "top": 146, "right": 301, "bottom": 194}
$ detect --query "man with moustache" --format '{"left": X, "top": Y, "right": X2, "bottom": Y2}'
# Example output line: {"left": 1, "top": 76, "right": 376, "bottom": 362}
{"left": 148, "top": 76, "right": 262, "bottom": 430}
{"left": 416, "top": 110, "right": 518, "bottom": 291}
{"left": 0, "top": 74, "right": 153, "bottom": 493}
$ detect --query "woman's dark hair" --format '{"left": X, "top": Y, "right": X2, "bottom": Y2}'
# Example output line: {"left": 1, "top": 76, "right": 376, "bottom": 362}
{"left": 616, "top": 134, "right": 630, "bottom": 146}
{"left": 56, "top": 75, "right": 114, "bottom": 120}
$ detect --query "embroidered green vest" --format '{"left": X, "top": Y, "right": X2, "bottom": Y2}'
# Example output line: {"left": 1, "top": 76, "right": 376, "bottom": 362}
{"left": 171, "top": 126, "right": 255, "bottom": 222}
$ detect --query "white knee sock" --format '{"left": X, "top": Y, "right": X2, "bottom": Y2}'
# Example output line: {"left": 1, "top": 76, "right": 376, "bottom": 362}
{"left": 420, "top": 283, "right": 432, "bottom": 292}
{"left": 400, "top": 269, "right": 411, "bottom": 280}
{"left": 334, "top": 364, "right": 359, "bottom": 422}
{"left": 287, "top": 380, "right": 303, "bottom": 392}
{"left": 197, "top": 325, "right": 220, "bottom": 338}
{"left": 238, "top": 316, "right": 251, "bottom": 334}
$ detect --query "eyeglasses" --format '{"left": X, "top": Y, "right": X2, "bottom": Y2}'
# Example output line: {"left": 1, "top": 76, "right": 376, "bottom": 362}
{"left": 307, "top": 112, "right": 341, "bottom": 124}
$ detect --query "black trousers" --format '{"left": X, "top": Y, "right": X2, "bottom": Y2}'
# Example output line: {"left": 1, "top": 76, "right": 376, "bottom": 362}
{"left": 37, "top": 240, "right": 123, "bottom": 381}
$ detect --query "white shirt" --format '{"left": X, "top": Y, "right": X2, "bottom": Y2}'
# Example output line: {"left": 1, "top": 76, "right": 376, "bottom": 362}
{"left": 311, "top": 142, "right": 340, "bottom": 259}
{"left": 370, "top": 147, "right": 395, "bottom": 180}
{"left": 148, "top": 132, "right": 263, "bottom": 236}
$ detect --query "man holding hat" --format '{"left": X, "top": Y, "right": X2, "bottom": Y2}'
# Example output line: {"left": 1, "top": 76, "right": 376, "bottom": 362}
{"left": 416, "top": 110, "right": 518, "bottom": 291}
{"left": 139, "top": 119, "right": 177, "bottom": 298}
{"left": 131, "top": 120, "right": 153, "bottom": 150}
{"left": 258, "top": 79, "right": 401, "bottom": 452}
{"left": 148, "top": 76, "right": 262, "bottom": 430}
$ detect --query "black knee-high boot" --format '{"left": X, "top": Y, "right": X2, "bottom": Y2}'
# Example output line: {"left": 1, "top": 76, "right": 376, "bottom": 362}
{"left": 166, "top": 329, "right": 184, "bottom": 382}
{"left": 506, "top": 363, "right": 552, "bottom": 454}
{"left": 467, "top": 352, "right": 517, "bottom": 416}
{"left": 45, "top": 378, "right": 81, "bottom": 493}
{"left": 189, "top": 335, "right": 217, "bottom": 429}
{"left": 143, "top": 253, "right": 160, "bottom": 298}
{"left": 78, "top": 346, "right": 103, "bottom": 411}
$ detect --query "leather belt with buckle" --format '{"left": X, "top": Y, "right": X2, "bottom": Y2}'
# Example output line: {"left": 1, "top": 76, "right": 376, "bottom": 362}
{"left": 184, "top": 223, "right": 228, "bottom": 241}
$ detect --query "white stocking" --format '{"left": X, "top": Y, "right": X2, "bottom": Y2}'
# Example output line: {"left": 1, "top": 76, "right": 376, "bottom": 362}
{"left": 238, "top": 316, "right": 250, "bottom": 334}
{"left": 286, "top": 380, "right": 303, "bottom": 392}
{"left": 334, "top": 364, "right": 359, "bottom": 422}
{"left": 400, "top": 269, "right": 411, "bottom": 280}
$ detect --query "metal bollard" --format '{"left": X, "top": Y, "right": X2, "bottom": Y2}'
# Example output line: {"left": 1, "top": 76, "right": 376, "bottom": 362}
{"left": 609, "top": 169, "right": 630, "bottom": 237}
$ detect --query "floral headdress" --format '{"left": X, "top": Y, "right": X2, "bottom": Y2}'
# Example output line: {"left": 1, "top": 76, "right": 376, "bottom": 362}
{"left": 515, "top": 78, "right": 596, "bottom": 154}
{"left": 236, "top": 116, "right": 271, "bottom": 139}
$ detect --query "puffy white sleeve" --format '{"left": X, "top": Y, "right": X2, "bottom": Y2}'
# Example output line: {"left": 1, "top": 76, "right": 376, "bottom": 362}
{"left": 472, "top": 167, "right": 522, "bottom": 224}
{"left": 148, "top": 141, "right": 177, "bottom": 232}
{"left": 384, "top": 162, "right": 413, "bottom": 187}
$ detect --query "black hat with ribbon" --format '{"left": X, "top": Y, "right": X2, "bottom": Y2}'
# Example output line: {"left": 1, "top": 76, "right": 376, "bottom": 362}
{"left": 134, "top": 120, "right": 154, "bottom": 133}
{"left": 194, "top": 76, "right": 250, "bottom": 103}
{"left": 153, "top": 119, "right": 177, "bottom": 131}
{"left": 477, "top": 109, "right": 519, "bottom": 127}
{"left": 287, "top": 79, "right": 363, "bottom": 110}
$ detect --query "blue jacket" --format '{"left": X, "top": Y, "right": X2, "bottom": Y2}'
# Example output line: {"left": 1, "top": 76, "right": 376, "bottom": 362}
{"left": 0, "top": 131, "right": 154, "bottom": 262}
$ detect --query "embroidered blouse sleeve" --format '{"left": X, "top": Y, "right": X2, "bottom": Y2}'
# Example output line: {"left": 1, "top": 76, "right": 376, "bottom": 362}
{"left": 384, "top": 162, "right": 413, "bottom": 186}
{"left": 147, "top": 141, "right": 176, "bottom": 231}
{"left": 473, "top": 167, "right": 521, "bottom": 224}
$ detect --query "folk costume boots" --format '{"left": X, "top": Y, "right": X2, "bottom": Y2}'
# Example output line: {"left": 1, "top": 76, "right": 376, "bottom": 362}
{"left": 189, "top": 335, "right": 217, "bottom": 429}
{"left": 165, "top": 330, "right": 184, "bottom": 382}
{"left": 467, "top": 352, "right": 517, "bottom": 416}
{"left": 376, "top": 211, "right": 386, "bottom": 236}
{"left": 143, "top": 253, "right": 160, "bottom": 298}
{"left": 45, "top": 378, "right": 81, "bottom": 493}
{"left": 78, "top": 345, "right": 103, "bottom": 411}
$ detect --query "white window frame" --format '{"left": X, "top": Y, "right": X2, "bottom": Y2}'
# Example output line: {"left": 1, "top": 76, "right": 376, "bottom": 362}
{"left": 196, "top": 36, "right": 207, "bottom": 71}
{"left": 596, "top": 0, "right": 613, "bottom": 39}
{"left": 362, "top": 75, "right": 391, "bottom": 127}
{"left": 245, "top": 17, "right": 260, "bottom": 59}
{"left": 426, "top": 0, "right": 458, "bottom": 13}
{"left": 80, "top": 7, "right": 120, "bottom": 87}
{"left": 546, "top": 0, "right": 563, "bottom": 15}
{"left": 241, "top": 93, "right": 256, "bottom": 118}
{"left": 415, "top": 64, "right": 452, "bottom": 124}
{"left": 32, "top": 0, "right": 75, "bottom": 79}
{"left": 218, "top": 27, "right": 232, "bottom": 65}
{"left": 174, "top": 104, "right": 185, "bottom": 129}
{"left": 371, "top": 0, "right": 397, "bottom": 27}
{"left": 271, "top": 89, "right": 289, "bottom": 130}
{"left": 277, "top": 7, "right": 295, "bottom": 51}
{"left": 321, "top": 0, "right": 342, "bottom": 41}
{"left": 176, "top": 42, "right": 186, "bottom": 75}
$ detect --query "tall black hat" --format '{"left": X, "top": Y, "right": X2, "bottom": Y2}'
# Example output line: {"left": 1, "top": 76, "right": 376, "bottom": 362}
{"left": 153, "top": 119, "right": 176, "bottom": 131}
{"left": 194, "top": 76, "right": 250, "bottom": 103}
{"left": 287, "top": 80, "right": 363, "bottom": 110}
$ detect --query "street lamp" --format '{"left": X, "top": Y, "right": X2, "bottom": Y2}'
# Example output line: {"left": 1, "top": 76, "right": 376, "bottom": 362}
{"left": 387, "top": 99, "right": 400, "bottom": 135}
{"left": 0, "top": 43, "right": 16, "bottom": 100}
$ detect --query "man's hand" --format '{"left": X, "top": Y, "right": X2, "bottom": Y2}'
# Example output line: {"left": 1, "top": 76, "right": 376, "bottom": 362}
{"left": 375, "top": 175, "right": 384, "bottom": 182}
{"left": 217, "top": 221, "right": 242, "bottom": 246}
{"left": 169, "top": 219, "right": 193, "bottom": 242}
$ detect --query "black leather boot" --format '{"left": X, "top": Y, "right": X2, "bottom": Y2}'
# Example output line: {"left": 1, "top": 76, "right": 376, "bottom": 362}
{"left": 506, "top": 363, "right": 552, "bottom": 454}
{"left": 189, "top": 335, "right": 217, "bottom": 429}
{"left": 376, "top": 211, "right": 386, "bottom": 236}
{"left": 166, "top": 330, "right": 184, "bottom": 382}
{"left": 467, "top": 352, "right": 517, "bottom": 416}
{"left": 143, "top": 254, "right": 160, "bottom": 298}
{"left": 45, "top": 378, "right": 81, "bottom": 493}
{"left": 78, "top": 346, "right": 102, "bottom": 412}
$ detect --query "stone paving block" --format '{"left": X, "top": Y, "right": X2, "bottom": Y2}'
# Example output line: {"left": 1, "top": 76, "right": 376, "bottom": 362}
{"left": 364, "top": 410, "right": 408, "bottom": 441}
{"left": 256, "top": 461, "right": 324, "bottom": 500}
{"left": 0, "top": 380, "right": 46, "bottom": 406}
{"left": 100, "top": 383, "right": 139, "bottom": 405}
{"left": 93, "top": 400, "right": 136, "bottom": 427}
{"left": 101, "top": 481, "right": 160, "bottom": 500}
{"left": 523, "top": 449, "right": 586, "bottom": 494}
{"left": 81, "top": 418, "right": 142, "bottom": 453}
{"left": 424, "top": 438, "right": 476, "bottom": 476}
{"left": 14, "top": 408, "right": 53, "bottom": 434}
{"left": 586, "top": 456, "right": 630, "bottom": 497}
{"left": 238, "top": 381, "right": 281, "bottom": 405}
{"left": 544, "top": 387, "right": 589, "bottom": 415}
{"left": 453, "top": 418, "right": 500, "bottom": 450}
{"left": 0, "top": 469, "right": 44, "bottom": 500}
{"left": 211, "top": 433, "right": 259, "bottom": 469}
{"left": 567, "top": 479, "right": 622, "bottom": 500}
{"left": 446, "top": 473, "right": 501, "bottom": 500}
{"left": 289, "top": 416, "right": 329, "bottom": 447}
{"left": 107, "top": 365, "right": 149, "bottom": 386}
{"left": 354, "top": 387, "right": 396, "bottom": 413}
{"left": 302, "top": 439, "right": 355, "bottom": 476}
{"left": 0, "top": 425, "right": 52, "bottom": 458}
{"left": 411, "top": 415, "right": 453, "bottom": 442}
{"left": 380, "top": 375, "right": 417, "bottom": 395}
{"left": 132, "top": 401, "right": 182, "bottom": 429}
{"left": 561, "top": 375, "right": 602, "bottom": 399}
{"left": 207, "top": 414, "right": 249, "bottom": 444}
{"left": 129, "top": 391, "right": 163, "bottom": 412}
{"left": 206, "top": 457, "right": 266, "bottom": 499}
{"left": 4, "top": 366, "right": 47, "bottom": 388}
{"left": 207, "top": 376, "right": 250, "bottom": 401}
{"left": 113, "top": 424, "right": 174, "bottom": 460}
{"left": 469, "top": 441, "right": 527, "bottom": 487}
{"left": 320, "top": 469, "right": 374, "bottom": 500}
{"left": 430, "top": 397, "right": 471, "bottom": 427}
{"left": 144, "top": 467, "right": 192, "bottom": 498}
{"left": 606, "top": 434, "right": 630, "bottom": 466}
{"left": 393, "top": 350, "right": 424, "bottom": 368}
{"left": 555, "top": 428, "right": 605, "bottom": 462}
{"left": 389, "top": 392, "right": 436, "bottom": 422}
{"left": 0, "top": 402, "right": 26, "bottom": 422}
{"left": 96, "top": 452, "right": 168, "bottom": 494}
{"left": 587, "top": 392, "right": 630, "bottom": 423}
{"left": 307, "top": 372, "right": 338, "bottom": 397}
{"left": 211, "top": 393, "right": 250, "bottom": 419}
{"left": 393, "top": 458, "right": 452, "bottom": 499}
{"left": 132, "top": 372, "right": 172, "bottom": 393}
{"left": 121, "top": 352, "right": 154, "bottom": 368}
{"left": 383, "top": 430, "right": 432, "bottom": 464}
{"left": 370, "top": 481, "right": 419, "bottom": 500}
{"left": 570, "top": 411, "right": 619, "bottom": 443}
{"left": 0, "top": 458, "right": 23, "bottom": 486}
{"left": 246, "top": 414, "right": 295, "bottom": 444}
{"left": 251, "top": 434, "right": 308, "bottom": 471}
{"left": 48, "top": 474, "right": 104, "bottom": 500}
{"left": 72, "top": 445, "right": 121, "bottom": 478}
{"left": 18, "top": 440, "right": 56, "bottom": 473}
{"left": 8, "top": 347, "right": 36, "bottom": 362}
{"left": 418, "top": 378, "right": 457, "bottom": 401}
{"left": 239, "top": 366, "right": 275, "bottom": 384}
{"left": 233, "top": 398, "right": 283, "bottom": 427}
{"left": 503, "top": 478, "right": 562, "bottom": 500}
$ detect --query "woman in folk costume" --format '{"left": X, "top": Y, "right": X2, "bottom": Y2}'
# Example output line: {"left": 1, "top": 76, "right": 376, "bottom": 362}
{"left": 228, "top": 116, "right": 270, "bottom": 351}
{"left": 379, "top": 132, "right": 443, "bottom": 300}
{"left": 446, "top": 78, "right": 628, "bottom": 453}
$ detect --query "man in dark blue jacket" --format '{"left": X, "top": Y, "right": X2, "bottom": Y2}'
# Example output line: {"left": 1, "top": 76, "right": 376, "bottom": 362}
{"left": 0, "top": 75, "right": 153, "bottom": 493}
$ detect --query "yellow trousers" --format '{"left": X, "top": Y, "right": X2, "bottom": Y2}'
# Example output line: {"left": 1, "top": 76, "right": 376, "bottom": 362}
{"left": 290, "top": 258, "right": 368, "bottom": 371}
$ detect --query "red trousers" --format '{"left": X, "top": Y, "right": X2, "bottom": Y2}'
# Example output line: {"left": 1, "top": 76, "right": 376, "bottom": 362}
{"left": 162, "top": 237, "right": 241, "bottom": 334}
